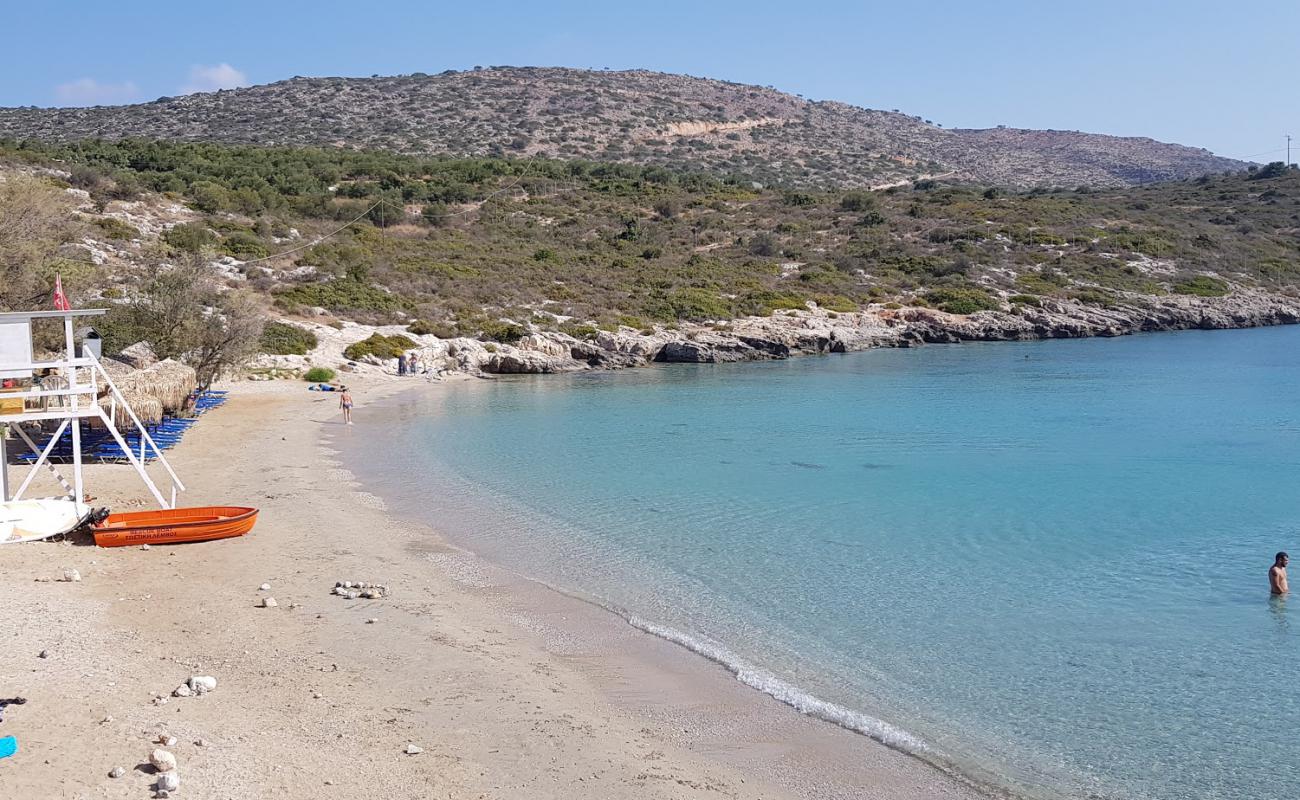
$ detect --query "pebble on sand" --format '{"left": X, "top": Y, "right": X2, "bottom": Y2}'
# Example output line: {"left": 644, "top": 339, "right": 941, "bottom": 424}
{"left": 38, "top": 649, "right": 49, "bottom": 659}
{"left": 157, "top": 734, "right": 178, "bottom": 747}
{"left": 404, "top": 743, "right": 424, "bottom": 755}
{"left": 149, "top": 748, "right": 177, "bottom": 772}
{"left": 260, "top": 597, "right": 278, "bottom": 608}
{"left": 109, "top": 766, "right": 125, "bottom": 778}
{"left": 188, "top": 676, "right": 218, "bottom": 694}
{"left": 259, "top": 583, "right": 271, "bottom": 591}
{"left": 60, "top": 568, "right": 81, "bottom": 583}
{"left": 157, "top": 770, "right": 180, "bottom": 791}
{"left": 173, "top": 684, "right": 192, "bottom": 698}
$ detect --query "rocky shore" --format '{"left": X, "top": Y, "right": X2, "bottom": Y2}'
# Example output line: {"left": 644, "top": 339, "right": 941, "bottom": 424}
{"left": 255, "top": 289, "right": 1300, "bottom": 380}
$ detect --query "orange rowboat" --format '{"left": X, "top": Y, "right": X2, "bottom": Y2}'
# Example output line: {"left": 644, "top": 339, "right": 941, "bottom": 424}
{"left": 92, "top": 506, "right": 258, "bottom": 547}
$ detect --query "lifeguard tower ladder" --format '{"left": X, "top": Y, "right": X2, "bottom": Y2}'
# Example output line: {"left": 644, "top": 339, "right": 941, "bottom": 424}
{"left": 0, "top": 309, "right": 185, "bottom": 509}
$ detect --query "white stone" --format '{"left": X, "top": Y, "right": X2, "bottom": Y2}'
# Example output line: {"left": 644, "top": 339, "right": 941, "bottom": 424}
{"left": 38, "top": 649, "right": 49, "bottom": 659}
{"left": 259, "top": 583, "right": 271, "bottom": 591}
{"left": 157, "top": 770, "right": 180, "bottom": 791}
{"left": 404, "top": 743, "right": 423, "bottom": 755}
{"left": 61, "top": 568, "right": 81, "bottom": 582}
{"left": 366, "top": 618, "right": 378, "bottom": 624}
{"left": 140, "top": 544, "right": 151, "bottom": 550}
{"left": 109, "top": 765, "right": 126, "bottom": 778}
{"left": 149, "top": 748, "right": 176, "bottom": 772}
{"left": 157, "top": 734, "right": 178, "bottom": 747}
{"left": 172, "top": 684, "right": 192, "bottom": 698}
{"left": 261, "top": 597, "right": 278, "bottom": 608}
{"left": 188, "top": 675, "right": 217, "bottom": 694}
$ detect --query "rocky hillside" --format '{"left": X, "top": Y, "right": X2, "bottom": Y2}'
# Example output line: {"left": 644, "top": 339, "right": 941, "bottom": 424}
{"left": 0, "top": 67, "right": 1245, "bottom": 189}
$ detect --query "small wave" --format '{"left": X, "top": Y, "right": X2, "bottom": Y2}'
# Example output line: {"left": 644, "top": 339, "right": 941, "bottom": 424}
{"left": 625, "top": 615, "right": 930, "bottom": 753}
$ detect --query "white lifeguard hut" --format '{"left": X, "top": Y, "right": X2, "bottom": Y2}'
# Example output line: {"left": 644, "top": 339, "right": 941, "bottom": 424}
{"left": 0, "top": 309, "right": 185, "bottom": 509}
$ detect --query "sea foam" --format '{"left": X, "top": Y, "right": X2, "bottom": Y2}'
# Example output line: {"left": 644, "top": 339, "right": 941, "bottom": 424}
{"left": 626, "top": 614, "right": 930, "bottom": 753}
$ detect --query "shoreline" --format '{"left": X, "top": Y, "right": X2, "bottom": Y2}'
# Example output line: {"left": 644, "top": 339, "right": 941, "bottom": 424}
{"left": 0, "top": 375, "right": 992, "bottom": 799}
{"left": 338, "top": 374, "right": 1029, "bottom": 800}
{"left": 255, "top": 287, "right": 1300, "bottom": 384}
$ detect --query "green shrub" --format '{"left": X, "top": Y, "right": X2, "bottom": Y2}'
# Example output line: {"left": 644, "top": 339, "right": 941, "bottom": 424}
{"left": 648, "top": 288, "right": 734, "bottom": 321}
{"left": 1067, "top": 289, "right": 1118, "bottom": 308}
{"left": 222, "top": 231, "right": 270, "bottom": 259}
{"left": 163, "top": 222, "right": 217, "bottom": 253}
{"left": 260, "top": 321, "right": 318, "bottom": 355}
{"left": 1172, "top": 275, "right": 1230, "bottom": 297}
{"left": 407, "top": 319, "right": 457, "bottom": 337}
{"left": 559, "top": 322, "right": 599, "bottom": 339}
{"left": 839, "top": 191, "right": 877, "bottom": 212}
{"left": 814, "top": 294, "right": 858, "bottom": 313}
{"left": 275, "top": 279, "right": 401, "bottom": 313}
{"left": 924, "top": 288, "right": 1001, "bottom": 315}
{"left": 1009, "top": 294, "right": 1042, "bottom": 307}
{"left": 343, "top": 333, "right": 417, "bottom": 361}
{"left": 304, "top": 366, "right": 336, "bottom": 382}
{"left": 92, "top": 217, "right": 140, "bottom": 240}
{"left": 478, "top": 320, "right": 526, "bottom": 344}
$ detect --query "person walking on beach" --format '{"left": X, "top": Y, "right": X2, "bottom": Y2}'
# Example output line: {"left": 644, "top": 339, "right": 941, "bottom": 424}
{"left": 397, "top": 353, "right": 407, "bottom": 376}
{"left": 1270, "top": 552, "right": 1289, "bottom": 595}
{"left": 339, "top": 386, "right": 354, "bottom": 425}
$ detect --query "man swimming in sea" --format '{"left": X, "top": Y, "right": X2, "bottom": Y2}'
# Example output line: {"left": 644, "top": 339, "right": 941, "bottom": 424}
{"left": 1270, "top": 552, "right": 1289, "bottom": 595}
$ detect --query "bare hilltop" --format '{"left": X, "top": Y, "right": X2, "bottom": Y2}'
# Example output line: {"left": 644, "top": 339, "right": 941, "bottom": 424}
{"left": 0, "top": 67, "right": 1245, "bottom": 189}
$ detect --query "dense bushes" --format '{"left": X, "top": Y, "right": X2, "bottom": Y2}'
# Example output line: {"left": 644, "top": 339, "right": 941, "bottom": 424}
{"left": 1172, "top": 275, "right": 1230, "bottom": 297}
{"left": 3, "top": 138, "right": 1295, "bottom": 328}
{"left": 259, "top": 321, "right": 318, "bottom": 355}
{"left": 304, "top": 366, "right": 336, "bottom": 382}
{"left": 92, "top": 217, "right": 140, "bottom": 240}
{"left": 342, "top": 333, "right": 417, "bottom": 361}
{"left": 275, "top": 279, "right": 401, "bottom": 314}
{"left": 924, "top": 288, "right": 1001, "bottom": 315}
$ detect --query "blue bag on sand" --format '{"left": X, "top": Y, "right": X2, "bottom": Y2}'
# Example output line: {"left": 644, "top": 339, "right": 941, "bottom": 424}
{"left": 0, "top": 735, "right": 16, "bottom": 758}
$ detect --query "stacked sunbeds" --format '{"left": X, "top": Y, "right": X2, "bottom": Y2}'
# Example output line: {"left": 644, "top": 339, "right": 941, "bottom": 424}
{"left": 15, "top": 390, "right": 228, "bottom": 464}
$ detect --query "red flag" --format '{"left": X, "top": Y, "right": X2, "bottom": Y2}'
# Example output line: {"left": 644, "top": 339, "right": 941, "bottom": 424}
{"left": 53, "top": 274, "right": 71, "bottom": 311}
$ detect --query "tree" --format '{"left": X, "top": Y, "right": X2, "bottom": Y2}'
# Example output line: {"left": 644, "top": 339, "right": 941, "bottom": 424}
{"left": 0, "top": 175, "right": 79, "bottom": 310}
{"left": 100, "top": 256, "right": 266, "bottom": 387}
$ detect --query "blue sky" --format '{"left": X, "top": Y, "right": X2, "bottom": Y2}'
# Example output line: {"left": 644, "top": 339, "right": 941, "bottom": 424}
{"left": 4, "top": 0, "right": 1296, "bottom": 161}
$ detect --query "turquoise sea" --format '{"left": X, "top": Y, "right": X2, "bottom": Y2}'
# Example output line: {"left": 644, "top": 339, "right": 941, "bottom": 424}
{"left": 351, "top": 326, "right": 1300, "bottom": 800}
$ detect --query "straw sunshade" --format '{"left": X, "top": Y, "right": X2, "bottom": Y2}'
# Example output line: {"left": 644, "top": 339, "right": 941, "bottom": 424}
{"left": 98, "top": 359, "right": 197, "bottom": 428}
{"left": 110, "top": 390, "right": 163, "bottom": 429}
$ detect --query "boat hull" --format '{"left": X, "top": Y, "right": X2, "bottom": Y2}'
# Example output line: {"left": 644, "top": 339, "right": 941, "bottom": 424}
{"left": 92, "top": 506, "right": 258, "bottom": 547}
{"left": 0, "top": 499, "right": 92, "bottom": 544}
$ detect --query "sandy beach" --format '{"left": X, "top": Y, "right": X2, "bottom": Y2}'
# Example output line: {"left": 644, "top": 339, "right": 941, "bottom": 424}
{"left": 0, "top": 376, "right": 987, "bottom": 799}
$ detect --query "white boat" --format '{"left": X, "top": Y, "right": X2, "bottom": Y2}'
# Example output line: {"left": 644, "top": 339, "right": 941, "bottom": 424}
{"left": 0, "top": 499, "right": 93, "bottom": 544}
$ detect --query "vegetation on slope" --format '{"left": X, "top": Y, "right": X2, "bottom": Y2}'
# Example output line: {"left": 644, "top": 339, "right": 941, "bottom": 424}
{"left": 0, "top": 67, "right": 1245, "bottom": 189}
{"left": 1, "top": 139, "right": 1297, "bottom": 349}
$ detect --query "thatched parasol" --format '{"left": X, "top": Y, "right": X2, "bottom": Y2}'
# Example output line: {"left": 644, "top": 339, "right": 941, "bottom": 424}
{"left": 95, "top": 358, "right": 196, "bottom": 429}
{"left": 110, "top": 389, "right": 163, "bottom": 429}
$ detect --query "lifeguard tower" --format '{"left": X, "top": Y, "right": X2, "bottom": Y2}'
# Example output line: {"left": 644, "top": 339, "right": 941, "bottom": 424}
{"left": 0, "top": 309, "right": 185, "bottom": 509}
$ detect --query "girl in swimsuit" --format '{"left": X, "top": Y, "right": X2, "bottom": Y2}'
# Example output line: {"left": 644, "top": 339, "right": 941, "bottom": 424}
{"left": 339, "top": 387, "right": 354, "bottom": 425}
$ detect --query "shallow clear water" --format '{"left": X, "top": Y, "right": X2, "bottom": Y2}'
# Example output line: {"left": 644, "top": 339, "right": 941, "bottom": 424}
{"left": 351, "top": 326, "right": 1300, "bottom": 800}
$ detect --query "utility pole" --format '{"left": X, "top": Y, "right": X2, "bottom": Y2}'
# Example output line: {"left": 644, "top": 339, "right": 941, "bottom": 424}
{"left": 1288, "top": 134, "right": 1293, "bottom": 166}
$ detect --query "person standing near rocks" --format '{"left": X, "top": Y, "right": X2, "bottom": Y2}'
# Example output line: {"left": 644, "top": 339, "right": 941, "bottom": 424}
{"left": 1270, "top": 552, "right": 1289, "bottom": 595}
{"left": 397, "top": 353, "right": 407, "bottom": 376}
{"left": 339, "top": 386, "right": 354, "bottom": 425}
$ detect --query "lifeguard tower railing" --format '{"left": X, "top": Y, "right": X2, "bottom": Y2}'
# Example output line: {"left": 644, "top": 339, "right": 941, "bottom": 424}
{"left": 0, "top": 309, "right": 185, "bottom": 509}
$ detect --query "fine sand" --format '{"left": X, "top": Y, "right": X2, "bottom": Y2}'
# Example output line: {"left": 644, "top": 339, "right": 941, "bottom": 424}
{"left": 0, "top": 377, "right": 989, "bottom": 799}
